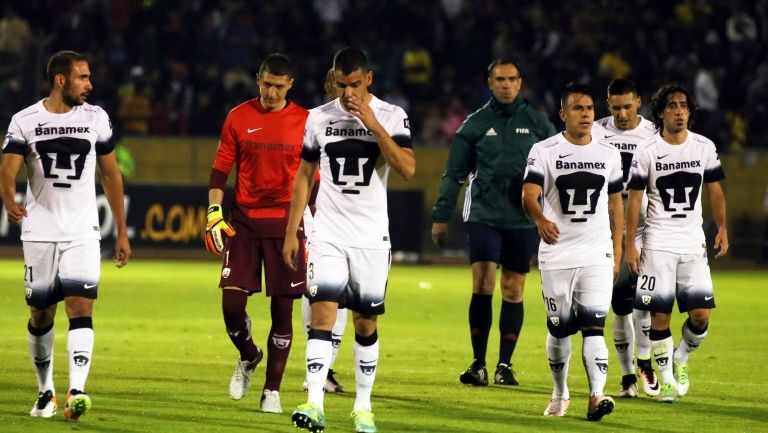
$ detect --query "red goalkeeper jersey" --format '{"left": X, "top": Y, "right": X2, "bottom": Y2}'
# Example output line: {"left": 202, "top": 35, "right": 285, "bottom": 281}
{"left": 210, "top": 98, "right": 309, "bottom": 237}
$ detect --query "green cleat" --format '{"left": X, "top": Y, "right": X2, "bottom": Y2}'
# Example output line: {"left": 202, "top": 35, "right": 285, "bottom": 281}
{"left": 351, "top": 409, "right": 377, "bottom": 433}
{"left": 674, "top": 361, "right": 689, "bottom": 397}
{"left": 63, "top": 390, "right": 91, "bottom": 421}
{"left": 658, "top": 383, "right": 678, "bottom": 403}
{"left": 292, "top": 403, "right": 325, "bottom": 432}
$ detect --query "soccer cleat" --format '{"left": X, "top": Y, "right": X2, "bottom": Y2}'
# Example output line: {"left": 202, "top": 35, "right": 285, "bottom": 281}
{"left": 29, "top": 390, "right": 57, "bottom": 418}
{"left": 586, "top": 395, "right": 615, "bottom": 421}
{"left": 637, "top": 358, "right": 660, "bottom": 396}
{"left": 674, "top": 361, "right": 689, "bottom": 397}
{"left": 292, "top": 403, "right": 325, "bottom": 432}
{"left": 351, "top": 409, "right": 377, "bottom": 433}
{"left": 617, "top": 374, "right": 638, "bottom": 398}
{"left": 260, "top": 389, "right": 282, "bottom": 413}
{"left": 493, "top": 363, "right": 519, "bottom": 385}
{"left": 658, "top": 382, "right": 678, "bottom": 403}
{"left": 62, "top": 390, "right": 91, "bottom": 421}
{"left": 229, "top": 347, "right": 263, "bottom": 400}
{"left": 543, "top": 397, "right": 570, "bottom": 417}
{"left": 325, "top": 369, "right": 345, "bottom": 392}
{"left": 459, "top": 360, "right": 488, "bottom": 386}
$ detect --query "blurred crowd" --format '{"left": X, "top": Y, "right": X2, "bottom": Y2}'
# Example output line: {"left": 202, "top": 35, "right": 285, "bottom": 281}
{"left": 1, "top": 0, "right": 767, "bottom": 151}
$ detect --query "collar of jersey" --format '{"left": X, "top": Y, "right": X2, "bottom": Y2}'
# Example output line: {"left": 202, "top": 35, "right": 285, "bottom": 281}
{"left": 488, "top": 96, "right": 524, "bottom": 117}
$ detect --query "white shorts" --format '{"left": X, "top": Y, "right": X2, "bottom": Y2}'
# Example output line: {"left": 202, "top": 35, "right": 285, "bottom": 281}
{"left": 541, "top": 265, "right": 613, "bottom": 337}
{"left": 634, "top": 249, "right": 715, "bottom": 314}
{"left": 306, "top": 241, "right": 390, "bottom": 315}
{"left": 23, "top": 240, "right": 101, "bottom": 308}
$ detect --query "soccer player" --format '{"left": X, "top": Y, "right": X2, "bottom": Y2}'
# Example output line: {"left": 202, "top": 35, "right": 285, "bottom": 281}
{"left": 431, "top": 58, "right": 556, "bottom": 386}
{"left": 300, "top": 68, "right": 348, "bottom": 394}
{"left": 593, "top": 79, "right": 659, "bottom": 398}
{"left": 0, "top": 50, "right": 131, "bottom": 420}
{"left": 522, "top": 83, "right": 624, "bottom": 420}
{"left": 625, "top": 83, "right": 728, "bottom": 403}
{"left": 283, "top": 47, "right": 415, "bottom": 433}
{"left": 205, "top": 53, "right": 308, "bottom": 413}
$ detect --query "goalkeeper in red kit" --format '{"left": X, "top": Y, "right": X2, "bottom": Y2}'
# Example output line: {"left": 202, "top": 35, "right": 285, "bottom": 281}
{"left": 205, "top": 53, "right": 309, "bottom": 413}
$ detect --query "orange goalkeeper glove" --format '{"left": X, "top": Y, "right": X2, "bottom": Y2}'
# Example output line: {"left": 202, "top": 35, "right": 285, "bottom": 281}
{"left": 205, "top": 204, "right": 235, "bottom": 255}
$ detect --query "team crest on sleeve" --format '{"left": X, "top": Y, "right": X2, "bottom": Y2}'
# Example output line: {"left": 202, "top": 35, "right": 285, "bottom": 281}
{"left": 527, "top": 157, "right": 535, "bottom": 166}
{"left": 403, "top": 118, "right": 410, "bottom": 129}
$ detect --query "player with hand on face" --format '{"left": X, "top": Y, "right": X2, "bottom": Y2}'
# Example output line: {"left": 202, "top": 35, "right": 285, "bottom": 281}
{"left": 625, "top": 83, "right": 728, "bottom": 403}
{"left": 284, "top": 47, "right": 415, "bottom": 433}
{"left": 205, "top": 53, "right": 309, "bottom": 414}
{"left": 593, "top": 79, "right": 659, "bottom": 398}
{"left": 522, "top": 83, "right": 624, "bottom": 421}
{"left": 0, "top": 50, "right": 131, "bottom": 421}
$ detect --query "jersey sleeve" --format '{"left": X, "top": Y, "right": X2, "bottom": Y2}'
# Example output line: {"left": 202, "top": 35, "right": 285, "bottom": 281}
{"left": 627, "top": 146, "right": 650, "bottom": 190}
{"left": 703, "top": 141, "right": 725, "bottom": 183}
{"left": 301, "top": 112, "right": 321, "bottom": 162}
{"left": 94, "top": 108, "right": 115, "bottom": 155}
{"left": 431, "top": 123, "right": 475, "bottom": 222}
{"left": 389, "top": 106, "right": 412, "bottom": 148}
{"left": 210, "top": 111, "right": 237, "bottom": 189}
{"left": 523, "top": 143, "right": 545, "bottom": 187}
{"left": 607, "top": 150, "right": 624, "bottom": 194}
{"left": 2, "top": 116, "right": 28, "bottom": 155}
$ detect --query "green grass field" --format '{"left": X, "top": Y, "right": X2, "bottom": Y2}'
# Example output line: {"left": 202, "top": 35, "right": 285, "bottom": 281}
{"left": 0, "top": 258, "right": 767, "bottom": 433}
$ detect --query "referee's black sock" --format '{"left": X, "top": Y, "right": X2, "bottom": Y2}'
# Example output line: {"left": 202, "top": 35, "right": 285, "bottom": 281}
{"left": 469, "top": 294, "right": 492, "bottom": 365}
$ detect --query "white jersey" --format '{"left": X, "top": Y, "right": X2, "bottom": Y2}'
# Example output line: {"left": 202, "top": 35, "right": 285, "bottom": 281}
{"left": 593, "top": 115, "right": 655, "bottom": 239}
{"left": 2, "top": 99, "right": 114, "bottom": 241}
{"left": 302, "top": 96, "right": 411, "bottom": 249}
{"left": 627, "top": 130, "right": 724, "bottom": 254}
{"left": 524, "top": 133, "right": 623, "bottom": 270}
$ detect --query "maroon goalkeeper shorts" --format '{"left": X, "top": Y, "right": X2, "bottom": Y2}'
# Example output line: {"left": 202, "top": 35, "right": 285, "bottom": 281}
{"left": 218, "top": 235, "right": 307, "bottom": 297}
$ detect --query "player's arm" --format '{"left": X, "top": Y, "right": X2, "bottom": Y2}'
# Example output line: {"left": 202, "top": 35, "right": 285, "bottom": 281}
{"left": 624, "top": 189, "right": 643, "bottom": 275}
{"left": 0, "top": 153, "right": 26, "bottom": 224}
{"left": 205, "top": 115, "right": 237, "bottom": 255}
{"left": 346, "top": 98, "right": 415, "bottom": 180}
{"left": 431, "top": 127, "right": 473, "bottom": 246}
{"left": 98, "top": 152, "right": 131, "bottom": 267}
{"left": 522, "top": 183, "right": 559, "bottom": 244}
{"left": 706, "top": 181, "right": 728, "bottom": 258}
{"left": 283, "top": 159, "right": 317, "bottom": 270}
{"left": 608, "top": 191, "right": 624, "bottom": 276}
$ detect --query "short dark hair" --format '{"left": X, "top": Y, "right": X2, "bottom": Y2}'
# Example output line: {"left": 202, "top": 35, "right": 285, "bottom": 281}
{"left": 560, "top": 82, "right": 593, "bottom": 107}
{"left": 607, "top": 78, "right": 637, "bottom": 97}
{"left": 650, "top": 83, "right": 697, "bottom": 130}
{"left": 487, "top": 57, "right": 521, "bottom": 77}
{"left": 47, "top": 50, "right": 88, "bottom": 86}
{"left": 258, "top": 53, "right": 293, "bottom": 78}
{"left": 333, "top": 47, "right": 369, "bottom": 75}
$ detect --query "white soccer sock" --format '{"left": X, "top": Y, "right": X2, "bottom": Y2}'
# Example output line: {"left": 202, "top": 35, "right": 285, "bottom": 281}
{"left": 674, "top": 320, "right": 707, "bottom": 365}
{"left": 546, "top": 334, "right": 571, "bottom": 400}
{"left": 651, "top": 336, "right": 675, "bottom": 385}
{"left": 301, "top": 296, "right": 312, "bottom": 339}
{"left": 612, "top": 313, "right": 635, "bottom": 375}
{"left": 330, "top": 308, "right": 347, "bottom": 369}
{"left": 28, "top": 325, "right": 55, "bottom": 394}
{"left": 68, "top": 327, "right": 94, "bottom": 392}
{"left": 633, "top": 309, "right": 652, "bottom": 359}
{"left": 353, "top": 340, "right": 379, "bottom": 411}
{"left": 305, "top": 338, "right": 332, "bottom": 410}
{"left": 582, "top": 335, "right": 609, "bottom": 396}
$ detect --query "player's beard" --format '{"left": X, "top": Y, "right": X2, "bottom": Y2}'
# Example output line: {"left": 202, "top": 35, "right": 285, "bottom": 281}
{"left": 62, "top": 81, "right": 86, "bottom": 107}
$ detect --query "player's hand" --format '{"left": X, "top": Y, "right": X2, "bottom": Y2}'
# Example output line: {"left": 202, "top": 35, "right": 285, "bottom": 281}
{"left": 205, "top": 204, "right": 235, "bottom": 255}
{"left": 535, "top": 217, "right": 559, "bottom": 245}
{"left": 4, "top": 202, "right": 27, "bottom": 225}
{"left": 431, "top": 222, "right": 448, "bottom": 246}
{"left": 624, "top": 244, "right": 641, "bottom": 275}
{"left": 282, "top": 233, "right": 299, "bottom": 270}
{"left": 346, "top": 95, "right": 381, "bottom": 132}
{"left": 114, "top": 235, "right": 131, "bottom": 268}
{"left": 714, "top": 227, "right": 729, "bottom": 258}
